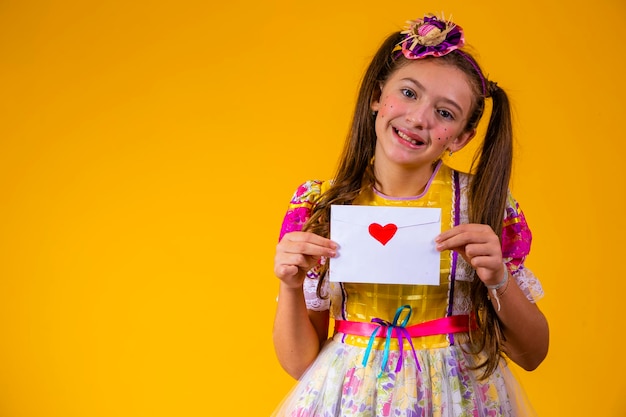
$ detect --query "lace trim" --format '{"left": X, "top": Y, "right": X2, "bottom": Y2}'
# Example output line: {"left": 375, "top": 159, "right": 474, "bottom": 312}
{"left": 511, "top": 266, "right": 544, "bottom": 302}
{"left": 452, "top": 281, "right": 473, "bottom": 315}
{"left": 304, "top": 275, "right": 330, "bottom": 311}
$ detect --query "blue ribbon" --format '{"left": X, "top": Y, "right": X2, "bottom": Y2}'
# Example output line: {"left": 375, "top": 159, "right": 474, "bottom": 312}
{"left": 361, "top": 305, "right": 421, "bottom": 378}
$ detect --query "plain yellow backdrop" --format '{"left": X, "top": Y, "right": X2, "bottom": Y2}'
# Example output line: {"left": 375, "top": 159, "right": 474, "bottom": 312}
{"left": 1, "top": 0, "right": 625, "bottom": 416}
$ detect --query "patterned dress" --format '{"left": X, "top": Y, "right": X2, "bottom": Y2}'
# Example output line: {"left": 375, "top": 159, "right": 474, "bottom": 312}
{"left": 272, "top": 161, "right": 544, "bottom": 417}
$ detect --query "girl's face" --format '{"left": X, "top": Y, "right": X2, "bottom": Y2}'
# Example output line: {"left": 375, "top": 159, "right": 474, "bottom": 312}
{"left": 371, "top": 59, "right": 476, "bottom": 170}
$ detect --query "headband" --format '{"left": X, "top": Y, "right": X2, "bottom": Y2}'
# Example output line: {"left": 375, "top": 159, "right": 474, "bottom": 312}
{"left": 393, "top": 14, "right": 488, "bottom": 97}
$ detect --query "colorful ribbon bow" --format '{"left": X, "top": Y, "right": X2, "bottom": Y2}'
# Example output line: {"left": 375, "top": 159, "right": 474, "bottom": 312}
{"left": 361, "top": 305, "right": 421, "bottom": 378}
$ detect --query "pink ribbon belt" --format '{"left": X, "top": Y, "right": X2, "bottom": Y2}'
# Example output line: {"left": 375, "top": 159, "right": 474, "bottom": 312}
{"left": 334, "top": 306, "right": 474, "bottom": 378}
{"left": 335, "top": 313, "right": 473, "bottom": 339}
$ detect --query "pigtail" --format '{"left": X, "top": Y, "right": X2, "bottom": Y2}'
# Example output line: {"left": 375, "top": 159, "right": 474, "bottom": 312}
{"left": 470, "top": 82, "right": 512, "bottom": 236}
{"left": 467, "top": 82, "right": 514, "bottom": 378}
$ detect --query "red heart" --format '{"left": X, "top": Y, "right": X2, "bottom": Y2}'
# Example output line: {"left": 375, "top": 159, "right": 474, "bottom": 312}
{"left": 368, "top": 223, "right": 397, "bottom": 245}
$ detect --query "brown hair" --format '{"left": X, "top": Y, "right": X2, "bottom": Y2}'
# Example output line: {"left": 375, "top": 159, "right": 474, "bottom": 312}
{"left": 303, "top": 31, "right": 513, "bottom": 379}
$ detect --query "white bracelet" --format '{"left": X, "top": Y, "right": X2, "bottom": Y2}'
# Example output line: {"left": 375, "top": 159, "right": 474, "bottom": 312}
{"left": 486, "top": 267, "right": 508, "bottom": 290}
{"left": 487, "top": 267, "right": 508, "bottom": 312}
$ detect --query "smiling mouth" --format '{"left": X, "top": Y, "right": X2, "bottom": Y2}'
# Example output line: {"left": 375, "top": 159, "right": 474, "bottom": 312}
{"left": 395, "top": 128, "right": 425, "bottom": 146}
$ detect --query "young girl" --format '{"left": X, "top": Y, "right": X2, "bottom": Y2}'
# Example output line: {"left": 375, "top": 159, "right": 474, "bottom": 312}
{"left": 272, "top": 14, "right": 549, "bottom": 417}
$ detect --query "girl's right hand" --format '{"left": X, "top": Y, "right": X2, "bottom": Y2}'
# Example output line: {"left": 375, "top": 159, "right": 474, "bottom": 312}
{"left": 274, "top": 231, "right": 338, "bottom": 289}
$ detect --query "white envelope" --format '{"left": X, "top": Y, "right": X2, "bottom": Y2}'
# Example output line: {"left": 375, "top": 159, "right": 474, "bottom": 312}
{"left": 329, "top": 205, "right": 441, "bottom": 285}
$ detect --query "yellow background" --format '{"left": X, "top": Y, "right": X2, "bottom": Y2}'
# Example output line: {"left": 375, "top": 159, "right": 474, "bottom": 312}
{"left": 1, "top": 0, "right": 624, "bottom": 415}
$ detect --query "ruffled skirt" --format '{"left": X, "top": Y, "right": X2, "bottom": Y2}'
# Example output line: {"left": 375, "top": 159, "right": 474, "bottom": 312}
{"left": 272, "top": 333, "right": 536, "bottom": 417}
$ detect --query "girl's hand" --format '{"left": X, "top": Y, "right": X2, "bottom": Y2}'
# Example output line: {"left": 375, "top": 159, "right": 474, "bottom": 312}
{"left": 274, "top": 231, "right": 338, "bottom": 289}
{"left": 435, "top": 224, "right": 505, "bottom": 286}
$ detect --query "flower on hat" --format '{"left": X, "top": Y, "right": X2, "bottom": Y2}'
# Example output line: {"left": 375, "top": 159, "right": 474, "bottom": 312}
{"left": 395, "top": 14, "right": 465, "bottom": 59}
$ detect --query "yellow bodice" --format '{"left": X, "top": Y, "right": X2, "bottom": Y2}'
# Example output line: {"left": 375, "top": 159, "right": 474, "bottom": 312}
{"left": 327, "top": 163, "right": 458, "bottom": 349}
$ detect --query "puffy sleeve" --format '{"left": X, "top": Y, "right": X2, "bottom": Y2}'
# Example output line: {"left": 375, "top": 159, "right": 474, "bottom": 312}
{"left": 278, "top": 180, "right": 323, "bottom": 240}
{"left": 501, "top": 193, "right": 544, "bottom": 302}
{"left": 278, "top": 180, "right": 330, "bottom": 311}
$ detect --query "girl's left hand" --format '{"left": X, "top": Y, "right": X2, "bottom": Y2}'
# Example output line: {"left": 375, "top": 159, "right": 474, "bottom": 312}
{"left": 435, "top": 223, "right": 505, "bottom": 286}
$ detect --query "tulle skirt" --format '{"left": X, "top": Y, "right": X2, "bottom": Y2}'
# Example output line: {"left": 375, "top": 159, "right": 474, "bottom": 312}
{"left": 272, "top": 333, "right": 536, "bottom": 417}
